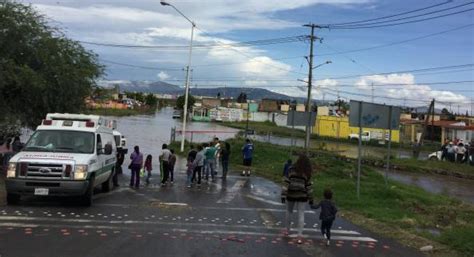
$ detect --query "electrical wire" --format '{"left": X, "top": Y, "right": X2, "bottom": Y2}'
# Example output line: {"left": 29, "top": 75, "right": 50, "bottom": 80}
{"left": 100, "top": 59, "right": 183, "bottom": 71}
{"left": 322, "top": 63, "right": 474, "bottom": 80}
{"left": 80, "top": 35, "right": 306, "bottom": 49}
{"left": 329, "top": 2, "right": 474, "bottom": 28}
{"left": 328, "top": 8, "right": 474, "bottom": 29}
{"left": 322, "top": 0, "right": 453, "bottom": 26}
{"left": 316, "top": 23, "right": 474, "bottom": 56}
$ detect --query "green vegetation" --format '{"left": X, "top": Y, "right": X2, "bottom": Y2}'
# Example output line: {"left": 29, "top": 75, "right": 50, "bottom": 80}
{"left": 176, "top": 94, "right": 196, "bottom": 110}
{"left": 172, "top": 139, "right": 474, "bottom": 257}
{"left": 0, "top": 1, "right": 103, "bottom": 137}
{"left": 85, "top": 107, "right": 156, "bottom": 117}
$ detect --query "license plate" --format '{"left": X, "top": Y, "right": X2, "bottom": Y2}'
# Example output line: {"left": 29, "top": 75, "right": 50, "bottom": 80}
{"left": 34, "top": 188, "right": 49, "bottom": 196}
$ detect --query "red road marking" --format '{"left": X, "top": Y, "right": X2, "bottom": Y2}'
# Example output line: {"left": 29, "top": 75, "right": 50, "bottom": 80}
{"left": 63, "top": 232, "right": 70, "bottom": 236}
{"left": 336, "top": 244, "right": 343, "bottom": 247}
{"left": 100, "top": 234, "right": 107, "bottom": 237}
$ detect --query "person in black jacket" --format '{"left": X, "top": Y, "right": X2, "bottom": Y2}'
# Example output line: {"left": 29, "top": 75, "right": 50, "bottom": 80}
{"left": 311, "top": 189, "right": 338, "bottom": 246}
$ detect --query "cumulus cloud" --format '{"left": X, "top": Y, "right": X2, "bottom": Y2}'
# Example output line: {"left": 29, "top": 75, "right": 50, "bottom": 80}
{"left": 355, "top": 73, "right": 468, "bottom": 105}
{"left": 157, "top": 71, "right": 170, "bottom": 81}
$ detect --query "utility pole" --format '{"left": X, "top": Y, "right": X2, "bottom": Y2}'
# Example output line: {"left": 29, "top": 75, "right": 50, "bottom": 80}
{"left": 303, "top": 23, "right": 321, "bottom": 152}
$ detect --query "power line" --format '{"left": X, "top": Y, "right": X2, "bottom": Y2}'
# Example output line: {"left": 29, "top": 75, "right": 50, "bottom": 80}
{"left": 80, "top": 35, "right": 306, "bottom": 50}
{"left": 100, "top": 59, "right": 183, "bottom": 71}
{"left": 323, "top": 63, "right": 474, "bottom": 80}
{"left": 316, "top": 23, "right": 474, "bottom": 56}
{"left": 329, "top": 2, "right": 474, "bottom": 29}
{"left": 328, "top": 7, "right": 474, "bottom": 29}
{"left": 192, "top": 27, "right": 309, "bottom": 76}
{"left": 323, "top": 0, "right": 453, "bottom": 26}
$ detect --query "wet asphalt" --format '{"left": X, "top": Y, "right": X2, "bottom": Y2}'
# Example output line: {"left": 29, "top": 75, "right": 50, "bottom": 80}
{"left": 0, "top": 163, "right": 424, "bottom": 257}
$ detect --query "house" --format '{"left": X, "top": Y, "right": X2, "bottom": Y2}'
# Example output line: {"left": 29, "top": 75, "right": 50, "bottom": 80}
{"left": 314, "top": 116, "right": 400, "bottom": 143}
{"left": 202, "top": 97, "right": 221, "bottom": 108}
{"left": 259, "top": 99, "right": 289, "bottom": 112}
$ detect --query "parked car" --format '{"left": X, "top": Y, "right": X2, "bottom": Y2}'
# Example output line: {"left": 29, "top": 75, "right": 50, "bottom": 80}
{"left": 172, "top": 110, "right": 182, "bottom": 119}
{"left": 428, "top": 151, "right": 442, "bottom": 161}
{"left": 348, "top": 131, "right": 370, "bottom": 142}
{"left": 428, "top": 149, "right": 472, "bottom": 162}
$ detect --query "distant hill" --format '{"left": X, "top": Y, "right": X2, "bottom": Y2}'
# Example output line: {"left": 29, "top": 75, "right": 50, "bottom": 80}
{"left": 187, "top": 87, "right": 302, "bottom": 101}
{"left": 98, "top": 81, "right": 309, "bottom": 102}
{"left": 98, "top": 80, "right": 180, "bottom": 94}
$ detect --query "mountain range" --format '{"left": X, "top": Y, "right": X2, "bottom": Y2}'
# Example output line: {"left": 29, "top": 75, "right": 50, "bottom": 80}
{"left": 98, "top": 80, "right": 307, "bottom": 102}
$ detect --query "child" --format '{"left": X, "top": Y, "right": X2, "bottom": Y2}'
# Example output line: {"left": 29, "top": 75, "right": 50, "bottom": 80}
{"left": 283, "top": 159, "right": 292, "bottom": 178}
{"left": 169, "top": 149, "right": 177, "bottom": 184}
{"left": 144, "top": 154, "right": 152, "bottom": 185}
{"left": 186, "top": 158, "right": 194, "bottom": 188}
{"left": 311, "top": 189, "right": 338, "bottom": 246}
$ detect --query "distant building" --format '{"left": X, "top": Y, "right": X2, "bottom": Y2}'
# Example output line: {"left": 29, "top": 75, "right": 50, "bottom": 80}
{"left": 202, "top": 97, "right": 222, "bottom": 108}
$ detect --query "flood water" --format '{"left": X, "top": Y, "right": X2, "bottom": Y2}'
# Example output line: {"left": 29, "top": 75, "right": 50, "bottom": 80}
{"left": 254, "top": 134, "right": 428, "bottom": 160}
{"left": 113, "top": 107, "right": 239, "bottom": 159}
{"left": 378, "top": 169, "right": 474, "bottom": 204}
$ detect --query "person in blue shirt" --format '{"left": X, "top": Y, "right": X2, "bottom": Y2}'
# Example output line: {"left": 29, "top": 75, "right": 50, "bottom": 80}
{"left": 241, "top": 139, "right": 254, "bottom": 176}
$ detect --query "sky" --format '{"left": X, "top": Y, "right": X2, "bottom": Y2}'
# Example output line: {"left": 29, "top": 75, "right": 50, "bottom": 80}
{"left": 22, "top": 0, "right": 474, "bottom": 112}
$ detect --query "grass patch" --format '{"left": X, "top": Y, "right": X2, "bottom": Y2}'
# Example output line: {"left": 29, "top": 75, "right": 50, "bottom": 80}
{"left": 84, "top": 107, "right": 156, "bottom": 117}
{"left": 172, "top": 138, "right": 474, "bottom": 257}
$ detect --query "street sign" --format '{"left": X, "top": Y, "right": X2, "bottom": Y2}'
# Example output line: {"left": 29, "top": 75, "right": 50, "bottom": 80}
{"left": 287, "top": 111, "right": 316, "bottom": 126}
{"left": 349, "top": 101, "right": 400, "bottom": 130}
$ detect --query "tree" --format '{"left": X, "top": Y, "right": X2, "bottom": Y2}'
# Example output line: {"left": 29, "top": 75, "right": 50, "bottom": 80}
{"left": 144, "top": 93, "right": 158, "bottom": 107}
{"left": 0, "top": 2, "right": 103, "bottom": 131}
{"left": 176, "top": 94, "right": 196, "bottom": 110}
{"left": 237, "top": 92, "right": 247, "bottom": 103}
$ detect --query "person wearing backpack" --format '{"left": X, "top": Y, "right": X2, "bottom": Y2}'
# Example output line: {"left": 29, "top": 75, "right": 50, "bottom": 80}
{"left": 281, "top": 154, "right": 313, "bottom": 244}
{"left": 311, "top": 189, "right": 338, "bottom": 246}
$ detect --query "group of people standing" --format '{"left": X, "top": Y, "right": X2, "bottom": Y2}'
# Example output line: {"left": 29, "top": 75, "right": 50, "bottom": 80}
{"left": 185, "top": 137, "right": 232, "bottom": 187}
{"left": 441, "top": 139, "right": 473, "bottom": 164}
{"left": 126, "top": 144, "right": 177, "bottom": 189}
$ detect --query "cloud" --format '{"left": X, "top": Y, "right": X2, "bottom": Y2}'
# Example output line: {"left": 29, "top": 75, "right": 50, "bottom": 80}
{"left": 157, "top": 71, "right": 170, "bottom": 81}
{"left": 355, "top": 73, "right": 468, "bottom": 105}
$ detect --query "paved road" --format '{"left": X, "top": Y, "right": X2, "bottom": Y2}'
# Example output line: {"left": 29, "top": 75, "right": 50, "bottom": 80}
{"left": 0, "top": 165, "right": 423, "bottom": 257}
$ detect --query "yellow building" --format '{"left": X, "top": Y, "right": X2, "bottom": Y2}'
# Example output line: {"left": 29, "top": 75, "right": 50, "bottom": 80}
{"left": 314, "top": 115, "right": 400, "bottom": 143}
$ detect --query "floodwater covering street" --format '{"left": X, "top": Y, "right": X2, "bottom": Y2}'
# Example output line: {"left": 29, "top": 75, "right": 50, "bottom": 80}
{"left": 0, "top": 108, "right": 424, "bottom": 257}
{"left": 378, "top": 169, "right": 474, "bottom": 205}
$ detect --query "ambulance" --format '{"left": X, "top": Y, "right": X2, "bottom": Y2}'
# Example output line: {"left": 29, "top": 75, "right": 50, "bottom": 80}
{"left": 5, "top": 113, "right": 117, "bottom": 206}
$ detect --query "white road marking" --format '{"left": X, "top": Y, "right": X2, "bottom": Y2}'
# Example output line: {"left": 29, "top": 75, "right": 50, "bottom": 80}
{"left": 0, "top": 216, "right": 360, "bottom": 235}
{"left": 95, "top": 203, "right": 317, "bottom": 214}
{"left": 0, "top": 222, "right": 375, "bottom": 242}
{"left": 216, "top": 180, "right": 246, "bottom": 204}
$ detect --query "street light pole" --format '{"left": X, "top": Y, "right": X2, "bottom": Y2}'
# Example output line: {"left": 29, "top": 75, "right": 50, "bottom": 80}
{"left": 161, "top": 0, "right": 195, "bottom": 152}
